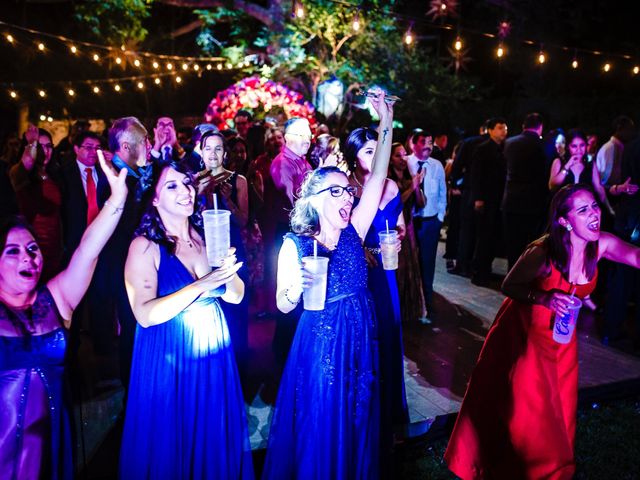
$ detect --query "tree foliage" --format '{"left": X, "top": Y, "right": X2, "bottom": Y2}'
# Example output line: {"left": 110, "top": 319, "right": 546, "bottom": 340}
{"left": 74, "top": 0, "right": 152, "bottom": 45}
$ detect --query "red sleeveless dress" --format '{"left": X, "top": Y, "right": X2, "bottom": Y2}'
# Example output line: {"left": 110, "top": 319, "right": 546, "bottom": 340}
{"left": 445, "top": 264, "right": 596, "bottom": 480}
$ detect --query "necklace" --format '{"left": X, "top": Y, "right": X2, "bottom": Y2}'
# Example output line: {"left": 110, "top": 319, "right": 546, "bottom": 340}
{"left": 352, "top": 174, "right": 364, "bottom": 190}
{"left": 176, "top": 236, "right": 194, "bottom": 249}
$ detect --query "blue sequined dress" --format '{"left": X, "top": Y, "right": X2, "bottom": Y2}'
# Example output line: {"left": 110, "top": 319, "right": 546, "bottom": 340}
{"left": 362, "top": 192, "right": 409, "bottom": 427}
{"left": 119, "top": 244, "right": 254, "bottom": 479}
{"left": 262, "top": 224, "right": 380, "bottom": 480}
{"left": 0, "top": 287, "right": 73, "bottom": 480}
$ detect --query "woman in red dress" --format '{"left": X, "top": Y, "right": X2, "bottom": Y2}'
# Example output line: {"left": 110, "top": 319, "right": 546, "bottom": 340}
{"left": 445, "top": 184, "right": 640, "bottom": 479}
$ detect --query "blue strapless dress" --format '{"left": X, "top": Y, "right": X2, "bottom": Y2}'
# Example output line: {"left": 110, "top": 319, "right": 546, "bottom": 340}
{"left": 119, "top": 245, "right": 254, "bottom": 479}
{"left": 0, "top": 287, "right": 72, "bottom": 480}
{"left": 362, "top": 193, "right": 409, "bottom": 427}
{"left": 262, "top": 224, "right": 380, "bottom": 480}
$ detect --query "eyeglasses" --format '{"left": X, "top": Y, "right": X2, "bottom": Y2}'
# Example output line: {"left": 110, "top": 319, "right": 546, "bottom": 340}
{"left": 80, "top": 144, "right": 100, "bottom": 151}
{"left": 314, "top": 185, "right": 358, "bottom": 198}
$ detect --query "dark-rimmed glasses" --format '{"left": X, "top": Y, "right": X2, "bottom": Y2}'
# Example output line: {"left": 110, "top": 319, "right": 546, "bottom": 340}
{"left": 314, "top": 185, "right": 358, "bottom": 198}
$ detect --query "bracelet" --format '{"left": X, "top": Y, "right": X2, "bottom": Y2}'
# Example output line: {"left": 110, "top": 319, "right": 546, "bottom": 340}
{"left": 365, "top": 246, "right": 381, "bottom": 255}
{"left": 283, "top": 288, "right": 301, "bottom": 305}
{"left": 104, "top": 200, "right": 125, "bottom": 213}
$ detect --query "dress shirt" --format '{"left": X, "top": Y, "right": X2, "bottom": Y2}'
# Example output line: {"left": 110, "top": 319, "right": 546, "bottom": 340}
{"left": 75, "top": 160, "right": 99, "bottom": 195}
{"left": 407, "top": 154, "right": 447, "bottom": 222}
{"left": 270, "top": 145, "right": 311, "bottom": 207}
{"left": 596, "top": 136, "right": 624, "bottom": 186}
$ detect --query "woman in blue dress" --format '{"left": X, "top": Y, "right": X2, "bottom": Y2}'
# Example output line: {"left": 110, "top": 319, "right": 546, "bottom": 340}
{"left": 0, "top": 152, "right": 127, "bottom": 480}
{"left": 119, "top": 161, "right": 253, "bottom": 479}
{"left": 345, "top": 128, "right": 409, "bottom": 436}
{"left": 262, "top": 90, "right": 394, "bottom": 480}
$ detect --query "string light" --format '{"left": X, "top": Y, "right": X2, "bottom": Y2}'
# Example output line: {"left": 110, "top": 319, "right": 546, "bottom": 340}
{"left": 294, "top": 1, "right": 305, "bottom": 18}
{"left": 152, "top": 61, "right": 159, "bottom": 69}
{"left": 39, "top": 114, "right": 46, "bottom": 121}
{"left": 404, "top": 24, "right": 414, "bottom": 45}
{"left": 93, "top": 85, "right": 100, "bottom": 93}
{"left": 226, "top": 62, "right": 232, "bottom": 69}
{"left": 182, "top": 63, "right": 188, "bottom": 70}
{"left": 454, "top": 36, "right": 463, "bottom": 51}
{"left": 572, "top": 59, "right": 579, "bottom": 69}
{"left": 6, "top": 34, "right": 14, "bottom": 43}
{"left": 38, "top": 89, "right": 46, "bottom": 97}
{"left": 206, "top": 64, "right": 212, "bottom": 70}
{"left": 93, "top": 53, "right": 100, "bottom": 62}
{"left": 166, "top": 62, "right": 173, "bottom": 70}
{"left": 9, "top": 90, "right": 17, "bottom": 98}
{"left": 496, "top": 45, "right": 504, "bottom": 58}
{"left": 538, "top": 50, "right": 546, "bottom": 64}
{"left": 67, "top": 88, "right": 75, "bottom": 96}
{"left": 70, "top": 45, "right": 77, "bottom": 54}
{"left": 633, "top": 66, "right": 639, "bottom": 75}
{"left": 217, "top": 64, "right": 223, "bottom": 70}
{"left": 134, "top": 59, "right": 141, "bottom": 67}
{"left": 193, "top": 64, "right": 200, "bottom": 71}
{"left": 352, "top": 10, "right": 361, "bottom": 32}
{"left": 175, "top": 75, "right": 182, "bottom": 83}
{"left": 115, "top": 57, "right": 122, "bottom": 65}
{"left": 154, "top": 77, "right": 161, "bottom": 85}
{"left": 37, "top": 42, "right": 45, "bottom": 51}
{"left": 114, "top": 84, "right": 121, "bottom": 92}
{"left": 603, "top": 62, "right": 611, "bottom": 72}
{"left": 137, "top": 81, "right": 144, "bottom": 89}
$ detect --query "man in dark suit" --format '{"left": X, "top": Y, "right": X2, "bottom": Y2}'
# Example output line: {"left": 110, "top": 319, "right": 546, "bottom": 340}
{"left": 99, "top": 117, "right": 151, "bottom": 386}
{"left": 470, "top": 118, "right": 508, "bottom": 286}
{"left": 150, "top": 116, "right": 186, "bottom": 164}
{"left": 501, "top": 113, "right": 547, "bottom": 269}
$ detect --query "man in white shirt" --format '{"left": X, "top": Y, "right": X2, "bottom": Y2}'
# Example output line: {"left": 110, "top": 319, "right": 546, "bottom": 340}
{"left": 596, "top": 115, "right": 635, "bottom": 187}
{"left": 407, "top": 130, "right": 447, "bottom": 320}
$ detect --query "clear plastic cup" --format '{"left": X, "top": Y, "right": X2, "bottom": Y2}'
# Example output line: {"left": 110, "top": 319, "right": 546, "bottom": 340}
{"left": 378, "top": 231, "right": 399, "bottom": 270}
{"left": 302, "top": 256, "right": 329, "bottom": 311}
{"left": 202, "top": 210, "right": 231, "bottom": 267}
{"left": 552, "top": 297, "right": 582, "bottom": 344}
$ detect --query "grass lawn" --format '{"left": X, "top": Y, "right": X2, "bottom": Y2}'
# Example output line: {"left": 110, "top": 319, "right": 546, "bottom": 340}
{"left": 394, "top": 396, "right": 640, "bottom": 479}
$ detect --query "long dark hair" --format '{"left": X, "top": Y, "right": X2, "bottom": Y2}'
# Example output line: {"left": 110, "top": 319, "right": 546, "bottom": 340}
{"left": 343, "top": 127, "right": 377, "bottom": 173}
{"left": 543, "top": 184, "right": 599, "bottom": 282}
{"left": 387, "top": 142, "right": 411, "bottom": 183}
{"left": 135, "top": 161, "right": 204, "bottom": 255}
{"left": 561, "top": 129, "right": 588, "bottom": 167}
{"left": 290, "top": 166, "right": 346, "bottom": 236}
{"left": 17, "top": 128, "right": 58, "bottom": 180}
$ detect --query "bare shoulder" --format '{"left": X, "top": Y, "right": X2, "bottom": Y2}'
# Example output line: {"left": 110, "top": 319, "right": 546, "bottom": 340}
{"left": 384, "top": 177, "right": 399, "bottom": 195}
{"left": 127, "top": 236, "right": 159, "bottom": 266}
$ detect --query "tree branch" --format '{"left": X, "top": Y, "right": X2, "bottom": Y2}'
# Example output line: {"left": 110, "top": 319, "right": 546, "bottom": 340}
{"left": 156, "top": 0, "right": 279, "bottom": 28}
{"left": 170, "top": 19, "right": 203, "bottom": 38}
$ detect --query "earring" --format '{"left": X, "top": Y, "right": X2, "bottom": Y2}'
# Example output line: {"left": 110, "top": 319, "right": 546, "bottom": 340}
{"left": 565, "top": 224, "right": 573, "bottom": 232}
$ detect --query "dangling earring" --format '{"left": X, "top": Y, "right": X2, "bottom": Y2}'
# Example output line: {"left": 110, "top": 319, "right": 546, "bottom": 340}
{"left": 565, "top": 224, "right": 573, "bottom": 232}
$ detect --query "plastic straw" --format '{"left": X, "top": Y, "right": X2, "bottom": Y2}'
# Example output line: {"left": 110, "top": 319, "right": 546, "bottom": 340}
{"left": 213, "top": 193, "right": 218, "bottom": 211}
{"left": 314, "top": 239, "right": 318, "bottom": 258}
{"left": 570, "top": 284, "right": 577, "bottom": 298}
{"left": 386, "top": 219, "right": 389, "bottom": 234}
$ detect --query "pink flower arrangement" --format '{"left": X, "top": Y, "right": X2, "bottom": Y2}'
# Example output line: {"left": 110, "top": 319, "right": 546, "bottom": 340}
{"left": 204, "top": 76, "right": 317, "bottom": 130}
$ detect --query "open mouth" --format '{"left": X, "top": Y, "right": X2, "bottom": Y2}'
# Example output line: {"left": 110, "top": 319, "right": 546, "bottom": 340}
{"left": 338, "top": 207, "right": 351, "bottom": 221}
{"left": 587, "top": 219, "right": 600, "bottom": 232}
{"left": 18, "top": 269, "right": 36, "bottom": 279}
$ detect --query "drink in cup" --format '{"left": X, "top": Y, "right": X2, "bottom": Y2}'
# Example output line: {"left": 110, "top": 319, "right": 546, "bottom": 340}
{"left": 378, "top": 231, "right": 399, "bottom": 270}
{"left": 552, "top": 297, "right": 582, "bottom": 344}
{"left": 302, "top": 256, "right": 329, "bottom": 311}
{"left": 202, "top": 210, "right": 231, "bottom": 267}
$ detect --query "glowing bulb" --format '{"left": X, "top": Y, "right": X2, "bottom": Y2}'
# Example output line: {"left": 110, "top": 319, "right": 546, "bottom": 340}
{"left": 67, "top": 88, "right": 75, "bottom": 96}
{"left": 6, "top": 34, "right": 14, "bottom": 43}
{"left": 217, "top": 64, "right": 223, "bottom": 70}
{"left": 441, "top": 3, "right": 447, "bottom": 10}
{"left": 182, "top": 63, "right": 188, "bottom": 70}
{"left": 603, "top": 62, "right": 611, "bottom": 72}
{"left": 352, "top": 19, "right": 360, "bottom": 31}
{"left": 70, "top": 45, "right": 77, "bottom": 54}
{"left": 206, "top": 64, "right": 212, "bottom": 70}
{"left": 175, "top": 76, "right": 182, "bottom": 83}
{"left": 38, "top": 89, "right": 46, "bottom": 97}
{"left": 115, "top": 57, "right": 123, "bottom": 65}
{"left": 152, "top": 61, "right": 159, "bottom": 69}
{"left": 9, "top": 90, "right": 17, "bottom": 99}
{"left": 166, "top": 62, "right": 173, "bottom": 70}
{"left": 454, "top": 37, "right": 462, "bottom": 51}
{"left": 47, "top": 116, "right": 53, "bottom": 122}
{"left": 114, "top": 84, "right": 121, "bottom": 92}
{"left": 38, "top": 42, "right": 45, "bottom": 51}
{"left": 404, "top": 31, "right": 413, "bottom": 45}
{"left": 633, "top": 66, "right": 639, "bottom": 75}
{"left": 134, "top": 59, "right": 141, "bottom": 67}
{"left": 137, "top": 81, "right": 144, "bottom": 89}
{"left": 496, "top": 46, "right": 504, "bottom": 58}
{"left": 295, "top": 2, "right": 304, "bottom": 18}
{"left": 120, "top": 44, "right": 126, "bottom": 51}
{"left": 193, "top": 64, "right": 200, "bottom": 71}
{"left": 154, "top": 78, "right": 161, "bottom": 85}
{"left": 572, "top": 59, "right": 578, "bottom": 69}
{"left": 93, "top": 86, "right": 100, "bottom": 93}
{"left": 226, "top": 62, "right": 232, "bottom": 69}
{"left": 39, "top": 114, "right": 46, "bottom": 121}
{"left": 93, "top": 53, "right": 100, "bottom": 61}
{"left": 538, "top": 52, "right": 546, "bottom": 64}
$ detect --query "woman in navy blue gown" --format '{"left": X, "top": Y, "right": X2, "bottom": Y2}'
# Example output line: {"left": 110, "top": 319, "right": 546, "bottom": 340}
{"left": 262, "top": 91, "right": 394, "bottom": 480}
{"left": 119, "top": 161, "right": 253, "bottom": 479}
{"left": 345, "top": 128, "right": 409, "bottom": 435}
{"left": 0, "top": 152, "right": 127, "bottom": 480}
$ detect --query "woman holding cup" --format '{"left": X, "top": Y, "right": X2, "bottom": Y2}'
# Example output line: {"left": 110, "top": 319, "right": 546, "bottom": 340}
{"left": 445, "top": 184, "right": 640, "bottom": 480}
{"left": 262, "top": 90, "right": 394, "bottom": 480}
{"left": 119, "top": 161, "right": 253, "bottom": 479}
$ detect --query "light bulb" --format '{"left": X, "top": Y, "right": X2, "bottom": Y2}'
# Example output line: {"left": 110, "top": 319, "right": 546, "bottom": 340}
{"left": 572, "top": 59, "right": 578, "bottom": 69}
{"left": 538, "top": 52, "right": 546, "bottom": 64}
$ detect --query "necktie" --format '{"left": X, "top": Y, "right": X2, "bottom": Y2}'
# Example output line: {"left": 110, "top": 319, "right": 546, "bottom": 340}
{"left": 163, "top": 146, "right": 172, "bottom": 162}
{"left": 85, "top": 168, "right": 99, "bottom": 225}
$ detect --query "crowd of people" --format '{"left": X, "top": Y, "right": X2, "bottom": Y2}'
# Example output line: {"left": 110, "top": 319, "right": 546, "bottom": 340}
{"left": 1, "top": 96, "right": 640, "bottom": 479}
